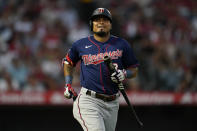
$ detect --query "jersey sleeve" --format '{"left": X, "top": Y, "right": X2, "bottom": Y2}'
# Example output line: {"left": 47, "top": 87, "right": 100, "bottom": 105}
{"left": 66, "top": 42, "right": 80, "bottom": 66}
{"left": 122, "top": 39, "right": 139, "bottom": 69}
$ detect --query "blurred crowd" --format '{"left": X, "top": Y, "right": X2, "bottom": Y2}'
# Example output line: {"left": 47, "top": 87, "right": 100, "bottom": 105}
{"left": 0, "top": 0, "right": 196, "bottom": 92}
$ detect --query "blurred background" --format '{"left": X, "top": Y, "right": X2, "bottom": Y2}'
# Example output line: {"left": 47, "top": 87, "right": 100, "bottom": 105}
{"left": 0, "top": 0, "right": 197, "bottom": 131}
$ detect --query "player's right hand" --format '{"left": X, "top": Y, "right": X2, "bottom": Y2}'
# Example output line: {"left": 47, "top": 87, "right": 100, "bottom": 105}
{"left": 64, "top": 84, "right": 78, "bottom": 100}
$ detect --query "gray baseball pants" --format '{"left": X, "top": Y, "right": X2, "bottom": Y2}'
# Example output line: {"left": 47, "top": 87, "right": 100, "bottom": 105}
{"left": 73, "top": 87, "right": 119, "bottom": 131}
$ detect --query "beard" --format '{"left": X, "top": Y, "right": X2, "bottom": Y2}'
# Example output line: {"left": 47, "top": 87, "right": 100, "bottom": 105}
{"left": 93, "top": 30, "right": 109, "bottom": 37}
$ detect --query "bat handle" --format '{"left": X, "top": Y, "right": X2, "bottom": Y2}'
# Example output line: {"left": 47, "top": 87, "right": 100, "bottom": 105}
{"left": 118, "top": 83, "right": 124, "bottom": 90}
{"left": 73, "top": 95, "right": 78, "bottom": 101}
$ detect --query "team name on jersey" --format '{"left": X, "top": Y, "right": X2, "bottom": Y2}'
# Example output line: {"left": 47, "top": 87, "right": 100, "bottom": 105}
{"left": 82, "top": 49, "right": 123, "bottom": 65}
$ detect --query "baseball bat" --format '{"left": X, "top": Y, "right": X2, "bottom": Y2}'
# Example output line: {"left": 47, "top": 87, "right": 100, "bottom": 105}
{"left": 73, "top": 95, "right": 78, "bottom": 101}
{"left": 103, "top": 55, "right": 143, "bottom": 127}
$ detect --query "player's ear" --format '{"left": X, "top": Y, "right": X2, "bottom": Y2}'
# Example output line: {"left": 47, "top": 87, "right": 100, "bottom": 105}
{"left": 110, "top": 22, "right": 112, "bottom": 30}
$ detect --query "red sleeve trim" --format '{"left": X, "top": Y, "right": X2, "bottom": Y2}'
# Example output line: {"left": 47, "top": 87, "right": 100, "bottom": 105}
{"left": 66, "top": 54, "right": 75, "bottom": 66}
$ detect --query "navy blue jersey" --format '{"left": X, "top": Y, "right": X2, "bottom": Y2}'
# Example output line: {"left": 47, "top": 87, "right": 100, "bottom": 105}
{"left": 66, "top": 35, "right": 139, "bottom": 95}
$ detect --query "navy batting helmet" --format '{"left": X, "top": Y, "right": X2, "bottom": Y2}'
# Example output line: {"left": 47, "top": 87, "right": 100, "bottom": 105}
{"left": 89, "top": 8, "right": 112, "bottom": 31}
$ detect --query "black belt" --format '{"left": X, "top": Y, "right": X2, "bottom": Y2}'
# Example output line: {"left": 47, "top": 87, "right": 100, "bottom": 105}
{"left": 86, "top": 90, "right": 117, "bottom": 102}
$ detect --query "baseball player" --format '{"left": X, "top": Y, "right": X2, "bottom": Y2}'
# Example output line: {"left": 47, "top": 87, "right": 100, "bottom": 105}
{"left": 63, "top": 8, "right": 139, "bottom": 131}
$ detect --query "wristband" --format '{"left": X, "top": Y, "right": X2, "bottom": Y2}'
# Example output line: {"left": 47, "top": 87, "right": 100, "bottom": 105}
{"left": 65, "top": 76, "right": 73, "bottom": 84}
{"left": 124, "top": 70, "right": 133, "bottom": 78}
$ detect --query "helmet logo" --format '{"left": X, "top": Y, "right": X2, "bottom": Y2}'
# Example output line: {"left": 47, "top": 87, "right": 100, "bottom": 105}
{"left": 98, "top": 8, "right": 104, "bottom": 13}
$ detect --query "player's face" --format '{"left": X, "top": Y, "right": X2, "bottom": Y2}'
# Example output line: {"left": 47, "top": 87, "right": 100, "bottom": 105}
{"left": 92, "top": 16, "right": 111, "bottom": 37}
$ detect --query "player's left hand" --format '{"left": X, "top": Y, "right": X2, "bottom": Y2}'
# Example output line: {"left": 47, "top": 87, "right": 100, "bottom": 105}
{"left": 111, "top": 69, "right": 126, "bottom": 83}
